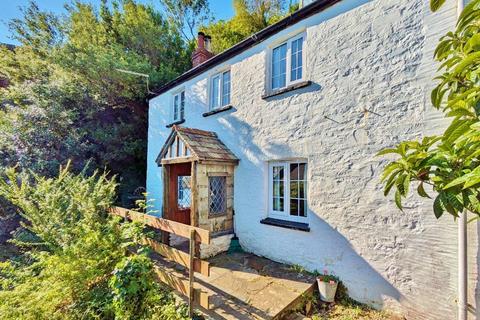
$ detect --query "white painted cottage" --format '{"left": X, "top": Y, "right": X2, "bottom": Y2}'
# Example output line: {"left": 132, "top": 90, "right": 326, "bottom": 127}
{"left": 147, "top": 1, "right": 479, "bottom": 319}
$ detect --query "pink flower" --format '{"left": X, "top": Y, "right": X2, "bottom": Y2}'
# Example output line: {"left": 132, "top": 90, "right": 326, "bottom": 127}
{"left": 329, "top": 280, "right": 336, "bottom": 285}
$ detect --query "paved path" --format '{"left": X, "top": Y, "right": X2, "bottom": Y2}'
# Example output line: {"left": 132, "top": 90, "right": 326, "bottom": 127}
{"left": 154, "top": 251, "right": 316, "bottom": 319}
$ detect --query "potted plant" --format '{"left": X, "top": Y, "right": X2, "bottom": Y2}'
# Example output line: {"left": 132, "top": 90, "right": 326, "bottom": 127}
{"left": 316, "top": 270, "right": 339, "bottom": 303}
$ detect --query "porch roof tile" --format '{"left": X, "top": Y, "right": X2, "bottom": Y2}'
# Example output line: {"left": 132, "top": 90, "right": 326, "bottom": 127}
{"left": 156, "top": 126, "right": 239, "bottom": 165}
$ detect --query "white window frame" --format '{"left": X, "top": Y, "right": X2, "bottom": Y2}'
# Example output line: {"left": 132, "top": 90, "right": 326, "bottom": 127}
{"left": 171, "top": 90, "right": 185, "bottom": 122}
{"left": 268, "top": 161, "right": 308, "bottom": 222}
{"left": 209, "top": 69, "right": 231, "bottom": 110}
{"left": 268, "top": 32, "right": 306, "bottom": 92}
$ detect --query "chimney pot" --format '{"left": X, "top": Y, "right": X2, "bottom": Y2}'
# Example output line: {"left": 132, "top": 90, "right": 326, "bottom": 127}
{"left": 192, "top": 32, "right": 214, "bottom": 68}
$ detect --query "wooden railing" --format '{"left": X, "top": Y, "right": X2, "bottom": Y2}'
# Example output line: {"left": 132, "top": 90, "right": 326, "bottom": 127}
{"left": 109, "top": 206, "right": 211, "bottom": 316}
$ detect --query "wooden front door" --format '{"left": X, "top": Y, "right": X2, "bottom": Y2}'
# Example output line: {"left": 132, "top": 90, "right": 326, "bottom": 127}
{"left": 167, "top": 163, "right": 191, "bottom": 225}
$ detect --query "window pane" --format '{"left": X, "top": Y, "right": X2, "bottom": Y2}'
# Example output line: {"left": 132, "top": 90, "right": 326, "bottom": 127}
{"left": 273, "top": 197, "right": 284, "bottom": 211}
{"left": 291, "top": 37, "right": 303, "bottom": 82}
{"left": 173, "top": 94, "right": 179, "bottom": 120}
{"left": 177, "top": 176, "right": 191, "bottom": 209}
{"left": 211, "top": 75, "right": 221, "bottom": 109}
{"left": 299, "top": 199, "right": 307, "bottom": 217}
{"left": 209, "top": 176, "right": 227, "bottom": 214}
{"left": 298, "top": 181, "right": 305, "bottom": 198}
{"left": 290, "top": 199, "right": 298, "bottom": 216}
{"left": 298, "top": 163, "right": 306, "bottom": 180}
{"left": 273, "top": 166, "right": 284, "bottom": 180}
{"left": 180, "top": 91, "right": 185, "bottom": 119}
{"left": 222, "top": 71, "right": 231, "bottom": 106}
{"left": 290, "top": 181, "right": 298, "bottom": 198}
{"left": 272, "top": 165, "right": 285, "bottom": 212}
{"left": 290, "top": 163, "right": 299, "bottom": 180}
{"left": 273, "top": 181, "right": 283, "bottom": 197}
{"left": 272, "top": 43, "right": 287, "bottom": 89}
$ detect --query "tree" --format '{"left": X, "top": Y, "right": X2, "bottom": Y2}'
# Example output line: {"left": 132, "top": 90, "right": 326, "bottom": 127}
{"left": 0, "top": 0, "right": 192, "bottom": 199}
{"left": 201, "top": 0, "right": 296, "bottom": 53}
{"left": 378, "top": 0, "right": 480, "bottom": 219}
{"left": 159, "top": 0, "right": 211, "bottom": 42}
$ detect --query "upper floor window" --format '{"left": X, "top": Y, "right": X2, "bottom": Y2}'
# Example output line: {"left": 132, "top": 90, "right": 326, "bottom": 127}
{"left": 210, "top": 70, "right": 231, "bottom": 110}
{"left": 271, "top": 33, "right": 304, "bottom": 91}
{"left": 268, "top": 161, "right": 307, "bottom": 220}
{"left": 172, "top": 90, "right": 185, "bottom": 122}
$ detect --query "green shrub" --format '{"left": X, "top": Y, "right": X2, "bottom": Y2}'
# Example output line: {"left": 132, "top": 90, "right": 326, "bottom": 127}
{"left": 0, "top": 164, "right": 187, "bottom": 320}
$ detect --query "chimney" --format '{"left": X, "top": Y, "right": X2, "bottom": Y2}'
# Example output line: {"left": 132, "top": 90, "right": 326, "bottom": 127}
{"left": 192, "top": 32, "right": 215, "bottom": 68}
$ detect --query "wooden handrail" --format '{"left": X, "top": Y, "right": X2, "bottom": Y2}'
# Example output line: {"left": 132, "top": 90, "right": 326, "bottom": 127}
{"left": 142, "top": 238, "right": 210, "bottom": 277}
{"left": 109, "top": 206, "right": 212, "bottom": 313}
{"left": 109, "top": 206, "right": 210, "bottom": 244}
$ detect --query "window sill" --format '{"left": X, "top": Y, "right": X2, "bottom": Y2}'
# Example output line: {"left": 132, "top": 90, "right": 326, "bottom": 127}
{"left": 261, "top": 80, "right": 312, "bottom": 99}
{"left": 202, "top": 105, "right": 233, "bottom": 117}
{"left": 166, "top": 119, "right": 185, "bottom": 128}
{"left": 260, "top": 217, "right": 310, "bottom": 232}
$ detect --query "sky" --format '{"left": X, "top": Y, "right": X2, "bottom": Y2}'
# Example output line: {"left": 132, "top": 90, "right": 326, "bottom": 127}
{"left": 0, "top": 0, "right": 235, "bottom": 45}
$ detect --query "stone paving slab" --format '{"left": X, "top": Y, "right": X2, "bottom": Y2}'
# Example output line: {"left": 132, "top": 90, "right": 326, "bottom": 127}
{"left": 153, "top": 251, "right": 315, "bottom": 319}
{"left": 199, "top": 252, "right": 316, "bottom": 319}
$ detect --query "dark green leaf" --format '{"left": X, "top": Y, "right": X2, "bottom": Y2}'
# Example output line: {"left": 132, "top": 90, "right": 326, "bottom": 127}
{"left": 417, "top": 182, "right": 431, "bottom": 198}
{"left": 433, "top": 194, "right": 444, "bottom": 218}
{"left": 430, "top": 0, "right": 446, "bottom": 12}
{"left": 395, "top": 189, "right": 403, "bottom": 211}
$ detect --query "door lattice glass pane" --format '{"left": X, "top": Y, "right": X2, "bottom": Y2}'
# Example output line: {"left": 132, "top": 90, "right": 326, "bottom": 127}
{"left": 209, "top": 176, "right": 227, "bottom": 214}
{"left": 177, "top": 176, "right": 191, "bottom": 209}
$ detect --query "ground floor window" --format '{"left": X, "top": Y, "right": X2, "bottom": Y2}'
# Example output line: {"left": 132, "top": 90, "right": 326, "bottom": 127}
{"left": 209, "top": 176, "right": 227, "bottom": 215}
{"left": 269, "top": 161, "right": 307, "bottom": 220}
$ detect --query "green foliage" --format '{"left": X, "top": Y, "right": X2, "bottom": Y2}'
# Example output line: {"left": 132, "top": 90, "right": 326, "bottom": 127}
{"left": 201, "top": 0, "right": 294, "bottom": 53}
{"left": 378, "top": 0, "right": 480, "bottom": 219}
{"left": 430, "top": 0, "right": 447, "bottom": 12}
{"left": 0, "top": 0, "right": 192, "bottom": 196}
{"left": 0, "top": 165, "right": 186, "bottom": 319}
{"left": 160, "top": 0, "right": 211, "bottom": 42}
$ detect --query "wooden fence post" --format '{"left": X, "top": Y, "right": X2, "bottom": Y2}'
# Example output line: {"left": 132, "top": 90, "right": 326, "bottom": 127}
{"left": 189, "top": 229, "right": 195, "bottom": 318}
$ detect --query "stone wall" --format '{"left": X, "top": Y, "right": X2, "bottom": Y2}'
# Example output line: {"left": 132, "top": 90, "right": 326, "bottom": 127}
{"left": 147, "top": 1, "right": 479, "bottom": 318}
{"left": 196, "top": 162, "right": 235, "bottom": 233}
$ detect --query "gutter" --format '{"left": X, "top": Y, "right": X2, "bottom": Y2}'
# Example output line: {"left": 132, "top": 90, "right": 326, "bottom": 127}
{"left": 147, "top": 0, "right": 341, "bottom": 99}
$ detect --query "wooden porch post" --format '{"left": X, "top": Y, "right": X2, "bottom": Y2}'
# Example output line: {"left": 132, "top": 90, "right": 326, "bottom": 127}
{"left": 190, "top": 161, "right": 198, "bottom": 228}
{"left": 191, "top": 161, "right": 201, "bottom": 257}
{"left": 161, "top": 165, "right": 170, "bottom": 245}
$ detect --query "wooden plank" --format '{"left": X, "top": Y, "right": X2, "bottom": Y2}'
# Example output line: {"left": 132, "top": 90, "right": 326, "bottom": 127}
{"left": 143, "top": 238, "right": 210, "bottom": 277}
{"left": 153, "top": 266, "right": 210, "bottom": 310}
{"left": 161, "top": 156, "right": 196, "bottom": 165}
{"left": 188, "top": 229, "right": 195, "bottom": 317}
{"left": 162, "top": 165, "right": 170, "bottom": 245}
{"left": 109, "top": 207, "right": 210, "bottom": 244}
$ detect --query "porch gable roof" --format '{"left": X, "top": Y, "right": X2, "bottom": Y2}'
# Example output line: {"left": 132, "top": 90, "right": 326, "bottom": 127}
{"left": 156, "top": 125, "right": 239, "bottom": 166}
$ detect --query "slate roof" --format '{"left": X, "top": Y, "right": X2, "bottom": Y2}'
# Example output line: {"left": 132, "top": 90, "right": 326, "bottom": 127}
{"left": 156, "top": 126, "right": 239, "bottom": 165}
{"left": 149, "top": 0, "right": 340, "bottom": 98}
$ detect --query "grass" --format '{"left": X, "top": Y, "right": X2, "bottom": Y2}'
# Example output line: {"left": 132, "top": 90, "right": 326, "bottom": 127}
{"left": 311, "top": 303, "right": 395, "bottom": 320}
{"left": 289, "top": 281, "right": 403, "bottom": 320}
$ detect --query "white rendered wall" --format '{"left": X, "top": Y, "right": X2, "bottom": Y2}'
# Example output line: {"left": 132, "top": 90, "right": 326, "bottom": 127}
{"left": 147, "top": 1, "right": 479, "bottom": 318}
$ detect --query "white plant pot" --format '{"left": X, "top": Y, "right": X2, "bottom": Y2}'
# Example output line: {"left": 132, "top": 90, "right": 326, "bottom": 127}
{"left": 317, "top": 279, "right": 338, "bottom": 303}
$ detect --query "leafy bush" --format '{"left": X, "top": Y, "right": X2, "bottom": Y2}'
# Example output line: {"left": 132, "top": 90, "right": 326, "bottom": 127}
{"left": 378, "top": 0, "right": 480, "bottom": 219}
{"left": 0, "top": 164, "right": 187, "bottom": 320}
